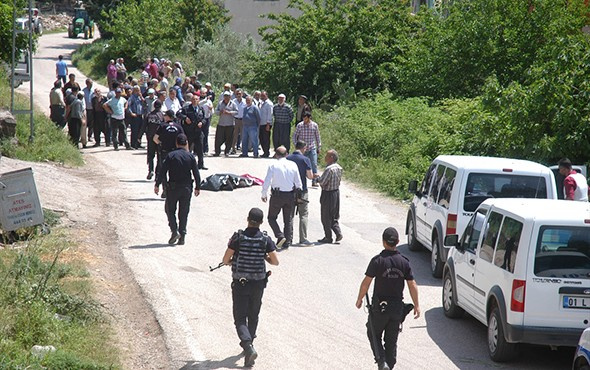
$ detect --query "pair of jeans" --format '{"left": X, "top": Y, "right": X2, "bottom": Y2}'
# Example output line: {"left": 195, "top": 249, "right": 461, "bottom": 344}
{"left": 130, "top": 116, "right": 143, "bottom": 148}
{"left": 202, "top": 117, "right": 211, "bottom": 153}
{"left": 68, "top": 118, "right": 81, "bottom": 145}
{"left": 111, "top": 118, "right": 129, "bottom": 149}
{"left": 258, "top": 125, "right": 271, "bottom": 156}
{"left": 367, "top": 310, "right": 401, "bottom": 368}
{"left": 241, "top": 125, "right": 259, "bottom": 157}
{"left": 305, "top": 148, "right": 318, "bottom": 175}
{"left": 232, "top": 279, "right": 265, "bottom": 349}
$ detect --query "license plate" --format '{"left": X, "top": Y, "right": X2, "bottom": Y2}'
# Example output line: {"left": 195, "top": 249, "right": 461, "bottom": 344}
{"left": 563, "top": 296, "right": 590, "bottom": 309}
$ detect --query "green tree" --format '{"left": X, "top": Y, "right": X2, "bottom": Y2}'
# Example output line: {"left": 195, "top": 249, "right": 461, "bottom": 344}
{"left": 177, "top": 0, "right": 230, "bottom": 44}
{"left": 0, "top": 0, "right": 32, "bottom": 64}
{"left": 397, "top": 0, "right": 588, "bottom": 100}
{"left": 249, "top": 0, "right": 418, "bottom": 103}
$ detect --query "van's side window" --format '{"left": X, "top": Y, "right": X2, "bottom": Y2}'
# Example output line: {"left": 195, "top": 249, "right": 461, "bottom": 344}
{"left": 430, "top": 165, "right": 446, "bottom": 202}
{"left": 480, "top": 212, "right": 503, "bottom": 263}
{"left": 420, "top": 164, "right": 437, "bottom": 196}
{"left": 493, "top": 217, "right": 523, "bottom": 272}
{"left": 437, "top": 168, "right": 457, "bottom": 209}
{"left": 460, "top": 210, "right": 487, "bottom": 253}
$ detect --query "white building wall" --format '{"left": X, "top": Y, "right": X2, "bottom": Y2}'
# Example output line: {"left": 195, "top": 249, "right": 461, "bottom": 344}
{"left": 223, "top": 0, "right": 301, "bottom": 41}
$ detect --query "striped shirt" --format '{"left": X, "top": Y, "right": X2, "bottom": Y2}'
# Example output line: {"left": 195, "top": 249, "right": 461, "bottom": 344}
{"left": 318, "top": 163, "right": 343, "bottom": 191}
{"left": 292, "top": 120, "right": 321, "bottom": 150}
{"left": 273, "top": 103, "right": 294, "bottom": 125}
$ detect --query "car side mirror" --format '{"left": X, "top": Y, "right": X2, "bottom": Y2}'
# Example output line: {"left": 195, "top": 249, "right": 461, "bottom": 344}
{"left": 408, "top": 180, "right": 418, "bottom": 194}
{"left": 444, "top": 234, "right": 459, "bottom": 248}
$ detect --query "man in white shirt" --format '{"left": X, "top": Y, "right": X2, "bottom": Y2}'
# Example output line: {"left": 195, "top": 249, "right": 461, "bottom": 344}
{"left": 259, "top": 91, "right": 273, "bottom": 157}
{"left": 261, "top": 146, "right": 303, "bottom": 249}
{"left": 164, "top": 89, "right": 181, "bottom": 115}
{"left": 232, "top": 89, "right": 247, "bottom": 154}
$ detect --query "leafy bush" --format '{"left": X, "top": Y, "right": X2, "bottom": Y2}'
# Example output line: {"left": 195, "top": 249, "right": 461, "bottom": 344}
{"left": 319, "top": 94, "right": 480, "bottom": 198}
{"left": 0, "top": 73, "right": 83, "bottom": 166}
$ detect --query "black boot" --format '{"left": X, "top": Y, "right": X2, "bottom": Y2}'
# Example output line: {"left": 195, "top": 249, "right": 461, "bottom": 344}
{"left": 168, "top": 231, "right": 179, "bottom": 245}
{"left": 244, "top": 343, "right": 257, "bottom": 367}
{"left": 178, "top": 234, "right": 185, "bottom": 245}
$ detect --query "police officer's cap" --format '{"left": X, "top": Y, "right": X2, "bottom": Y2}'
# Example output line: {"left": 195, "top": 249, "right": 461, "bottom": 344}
{"left": 164, "top": 110, "right": 175, "bottom": 118}
{"left": 383, "top": 227, "right": 399, "bottom": 244}
{"left": 154, "top": 100, "right": 162, "bottom": 109}
{"left": 248, "top": 207, "right": 264, "bottom": 223}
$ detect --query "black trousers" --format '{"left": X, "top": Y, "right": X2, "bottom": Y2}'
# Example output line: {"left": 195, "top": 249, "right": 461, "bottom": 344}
{"left": 94, "top": 111, "right": 110, "bottom": 145}
{"left": 272, "top": 123, "right": 291, "bottom": 152}
{"left": 189, "top": 131, "right": 204, "bottom": 168}
{"left": 232, "top": 279, "right": 265, "bottom": 349}
{"left": 130, "top": 116, "right": 143, "bottom": 148}
{"left": 50, "top": 105, "right": 65, "bottom": 128}
{"left": 111, "top": 118, "right": 129, "bottom": 149}
{"left": 86, "top": 109, "right": 94, "bottom": 139}
{"left": 147, "top": 136, "right": 159, "bottom": 173}
{"left": 164, "top": 184, "right": 192, "bottom": 235}
{"left": 68, "top": 118, "right": 82, "bottom": 145}
{"left": 214, "top": 125, "right": 234, "bottom": 155}
{"left": 259, "top": 126, "right": 271, "bottom": 156}
{"left": 320, "top": 189, "right": 342, "bottom": 240}
{"left": 202, "top": 117, "right": 211, "bottom": 153}
{"left": 268, "top": 191, "right": 295, "bottom": 244}
{"left": 367, "top": 311, "right": 401, "bottom": 368}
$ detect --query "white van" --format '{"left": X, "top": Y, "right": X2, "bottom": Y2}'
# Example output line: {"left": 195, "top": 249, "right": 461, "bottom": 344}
{"left": 443, "top": 199, "right": 590, "bottom": 362}
{"left": 407, "top": 155, "right": 557, "bottom": 277}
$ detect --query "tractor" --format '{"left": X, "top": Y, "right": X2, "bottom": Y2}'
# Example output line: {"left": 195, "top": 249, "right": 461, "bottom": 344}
{"left": 67, "top": 8, "right": 94, "bottom": 39}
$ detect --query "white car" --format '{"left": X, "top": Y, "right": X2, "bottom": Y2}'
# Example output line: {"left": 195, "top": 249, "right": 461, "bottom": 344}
{"left": 443, "top": 198, "right": 590, "bottom": 362}
{"left": 15, "top": 8, "right": 43, "bottom": 35}
{"left": 407, "top": 155, "right": 557, "bottom": 278}
{"left": 574, "top": 327, "right": 590, "bottom": 370}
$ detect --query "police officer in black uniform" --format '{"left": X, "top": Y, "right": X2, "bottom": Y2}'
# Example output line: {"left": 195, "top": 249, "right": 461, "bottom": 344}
{"left": 145, "top": 100, "right": 164, "bottom": 180}
{"left": 153, "top": 110, "right": 184, "bottom": 198}
{"left": 177, "top": 94, "right": 207, "bottom": 170}
{"left": 154, "top": 134, "right": 200, "bottom": 245}
{"left": 355, "top": 227, "right": 421, "bottom": 370}
{"left": 222, "top": 208, "right": 279, "bottom": 368}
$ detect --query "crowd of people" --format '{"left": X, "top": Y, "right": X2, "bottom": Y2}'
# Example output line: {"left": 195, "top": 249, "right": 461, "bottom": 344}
{"left": 48, "top": 55, "right": 420, "bottom": 370}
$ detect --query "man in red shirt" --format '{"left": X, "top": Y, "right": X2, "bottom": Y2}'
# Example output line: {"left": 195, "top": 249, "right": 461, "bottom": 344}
{"left": 558, "top": 158, "right": 588, "bottom": 201}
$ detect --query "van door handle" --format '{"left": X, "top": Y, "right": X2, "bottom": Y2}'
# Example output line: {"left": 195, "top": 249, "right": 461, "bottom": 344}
{"left": 469, "top": 259, "right": 475, "bottom": 265}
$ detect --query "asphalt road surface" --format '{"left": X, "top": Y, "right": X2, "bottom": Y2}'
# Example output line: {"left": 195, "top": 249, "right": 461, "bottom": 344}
{"left": 26, "top": 32, "right": 574, "bottom": 369}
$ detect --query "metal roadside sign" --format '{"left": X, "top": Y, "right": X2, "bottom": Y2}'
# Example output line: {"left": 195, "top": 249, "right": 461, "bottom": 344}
{"left": 0, "top": 167, "right": 44, "bottom": 232}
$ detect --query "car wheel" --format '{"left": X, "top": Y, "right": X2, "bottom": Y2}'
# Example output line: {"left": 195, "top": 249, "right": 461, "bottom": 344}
{"left": 407, "top": 213, "right": 422, "bottom": 251}
{"left": 442, "top": 272, "right": 464, "bottom": 318}
{"left": 487, "top": 306, "right": 518, "bottom": 362}
{"left": 431, "top": 235, "right": 443, "bottom": 278}
{"left": 574, "top": 358, "right": 590, "bottom": 370}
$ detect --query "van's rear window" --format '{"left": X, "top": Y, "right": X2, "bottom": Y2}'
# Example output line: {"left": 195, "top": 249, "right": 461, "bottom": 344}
{"left": 535, "top": 227, "right": 590, "bottom": 280}
{"left": 463, "top": 173, "right": 547, "bottom": 212}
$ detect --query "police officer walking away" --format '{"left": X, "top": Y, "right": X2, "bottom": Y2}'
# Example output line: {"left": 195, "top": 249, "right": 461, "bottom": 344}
{"left": 153, "top": 110, "right": 185, "bottom": 198}
{"left": 222, "top": 208, "right": 279, "bottom": 368}
{"left": 261, "top": 146, "right": 302, "bottom": 250}
{"left": 145, "top": 100, "right": 164, "bottom": 180}
{"left": 154, "top": 134, "right": 200, "bottom": 245}
{"left": 355, "top": 227, "right": 420, "bottom": 370}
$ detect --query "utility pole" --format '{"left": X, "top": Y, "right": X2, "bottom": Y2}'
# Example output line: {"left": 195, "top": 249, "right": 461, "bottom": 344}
{"left": 10, "top": 0, "right": 35, "bottom": 143}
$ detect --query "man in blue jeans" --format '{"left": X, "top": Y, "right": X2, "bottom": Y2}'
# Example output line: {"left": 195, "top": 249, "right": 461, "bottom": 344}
{"left": 292, "top": 112, "right": 321, "bottom": 186}
{"left": 240, "top": 96, "right": 261, "bottom": 158}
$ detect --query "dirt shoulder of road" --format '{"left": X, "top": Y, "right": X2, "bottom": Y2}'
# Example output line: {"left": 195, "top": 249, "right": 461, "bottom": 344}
{"left": 0, "top": 155, "right": 171, "bottom": 368}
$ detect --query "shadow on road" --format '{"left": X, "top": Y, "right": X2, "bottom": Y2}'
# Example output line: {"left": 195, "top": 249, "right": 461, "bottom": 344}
{"left": 127, "top": 243, "right": 174, "bottom": 250}
{"left": 127, "top": 198, "right": 163, "bottom": 202}
{"left": 179, "top": 353, "right": 242, "bottom": 369}
{"left": 397, "top": 243, "right": 443, "bottom": 287}
{"left": 120, "top": 179, "right": 151, "bottom": 183}
{"left": 425, "top": 307, "right": 574, "bottom": 370}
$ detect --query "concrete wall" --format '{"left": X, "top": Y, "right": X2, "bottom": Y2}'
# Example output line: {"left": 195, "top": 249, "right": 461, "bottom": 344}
{"left": 223, "top": 0, "right": 301, "bottom": 41}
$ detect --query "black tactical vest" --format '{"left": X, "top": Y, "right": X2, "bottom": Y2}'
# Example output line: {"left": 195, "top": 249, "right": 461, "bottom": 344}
{"left": 232, "top": 231, "right": 267, "bottom": 281}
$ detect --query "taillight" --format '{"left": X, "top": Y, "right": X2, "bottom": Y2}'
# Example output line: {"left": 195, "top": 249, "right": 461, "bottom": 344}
{"left": 446, "top": 214, "right": 457, "bottom": 235}
{"left": 510, "top": 279, "right": 526, "bottom": 312}
{"left": 502, "top": 168, "right": 513, "bottom": 172}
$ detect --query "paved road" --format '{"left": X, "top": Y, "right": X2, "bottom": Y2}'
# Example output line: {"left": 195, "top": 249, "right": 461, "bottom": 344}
{"left": 28, "top": 32, "right": 573, "bottom": 369}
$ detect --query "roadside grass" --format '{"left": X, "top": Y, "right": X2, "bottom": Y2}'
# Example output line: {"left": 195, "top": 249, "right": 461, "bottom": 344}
{"left": 0, "top": 219, "right": 120, "bottom": 368}
{"left": 44, "top": 27, "right": 68, "bottom": 35}
{"left": 0, "top": 75, "right": 84, "bottom": 167}
{"left": 71, "top": 39, "right": 109, "bottom": 87}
